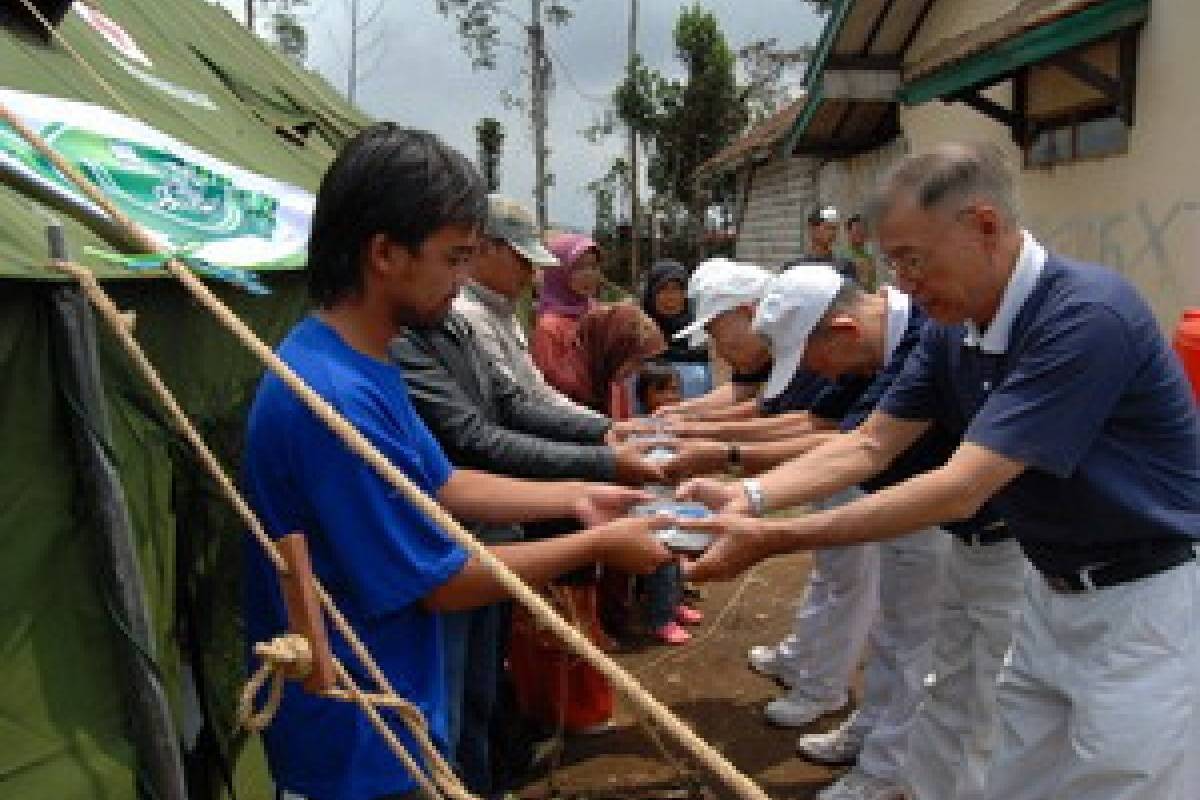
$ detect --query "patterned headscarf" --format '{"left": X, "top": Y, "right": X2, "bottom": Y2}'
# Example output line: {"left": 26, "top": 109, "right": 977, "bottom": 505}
{"left": 575, "top": 302, "right": 666, "bottom": 412}
{"left": 537, "top": 232, "right": 599, "bottom": 318}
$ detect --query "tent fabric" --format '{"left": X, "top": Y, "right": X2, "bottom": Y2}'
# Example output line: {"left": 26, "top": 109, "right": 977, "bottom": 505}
{"left": 2, "top": 2, "right": 367, "bottom": 798}
{"left": 0, "top": 0, "right": 370, "bottom": 280}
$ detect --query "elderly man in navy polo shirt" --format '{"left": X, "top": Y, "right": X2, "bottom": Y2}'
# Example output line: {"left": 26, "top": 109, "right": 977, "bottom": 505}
{"left": 679, "top": 142, "right": 1200, "bottom": 800}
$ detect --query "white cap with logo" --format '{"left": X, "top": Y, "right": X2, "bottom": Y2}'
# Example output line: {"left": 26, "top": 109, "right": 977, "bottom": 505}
{"left": 753, "top": 264, "right": 845, "bottom": 400}
{"left": 674, "top": 257, "right": 773, "bottom": 346}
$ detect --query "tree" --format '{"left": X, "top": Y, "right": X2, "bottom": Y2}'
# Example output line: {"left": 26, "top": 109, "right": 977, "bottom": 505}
{"left": 475, "top": 117, "right": 505, "bottom": 192}
{"left": 610, "top": 5, "right": 747, "bottom": 260}
{"left": 434, "top": 1, "right": 578, "bottom": 230}
{"left": 434, "top": 0, "right": 573, "bottom": 69}
{"left": 737, "top": 38, "right": 812, "bottom": 125}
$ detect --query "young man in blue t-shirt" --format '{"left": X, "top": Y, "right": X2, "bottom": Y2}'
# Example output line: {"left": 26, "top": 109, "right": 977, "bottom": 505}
{"left": 242, "top": 123, "right": 672, "bottom": 800}
{"left": 677, "top": 144, "right": 1200, "bottom": 800}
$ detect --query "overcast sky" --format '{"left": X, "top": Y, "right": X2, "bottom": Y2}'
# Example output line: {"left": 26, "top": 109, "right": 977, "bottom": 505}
{"left": 219, "top": 1, "right": 824, "bottom": 228}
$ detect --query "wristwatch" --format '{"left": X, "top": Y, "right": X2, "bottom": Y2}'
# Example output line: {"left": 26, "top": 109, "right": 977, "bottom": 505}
{"left": 727, "top": 442, "right": 741, "bottom": 468}
{"left": 741, "top": 478, "right": 767, "bottom": 517}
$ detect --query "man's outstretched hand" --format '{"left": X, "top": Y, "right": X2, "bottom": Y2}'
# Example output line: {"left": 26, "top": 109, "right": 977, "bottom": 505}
{"left": 675, "top": 477, "right": 745, "bottom": 511}
{"left": 573, "top": 484, "right": 653, "bottom": 527}
{"left": 680, "top": 514, "right": 778, "bottom": 583}
{"left": 589, "top": 514, "right": 675, "bottom": 575}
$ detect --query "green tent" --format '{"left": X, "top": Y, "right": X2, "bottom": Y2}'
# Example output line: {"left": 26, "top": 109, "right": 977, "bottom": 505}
{"left": 0, "top": 2, "right": 369, "bottom": 798}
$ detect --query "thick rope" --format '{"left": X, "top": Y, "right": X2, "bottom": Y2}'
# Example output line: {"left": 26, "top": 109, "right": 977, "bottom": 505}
{"left": 47, "top": 255, "right": 464, "bottom": 800}
{"left": 239, "top": 635, "right": 312, "bottom": 733}
{"left": 2, "top": 72, "right": 772, "bottom": 800}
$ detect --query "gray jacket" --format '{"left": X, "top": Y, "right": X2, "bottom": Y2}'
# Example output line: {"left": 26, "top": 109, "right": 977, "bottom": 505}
{"left": 391, "top": 312, "right": 616, "bottom": 532}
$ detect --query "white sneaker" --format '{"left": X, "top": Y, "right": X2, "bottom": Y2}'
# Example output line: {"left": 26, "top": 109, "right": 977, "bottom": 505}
{"left": 747, "top": 644, "right": 794, "bottom": 685}
{"left": 764, "top": 690, "right": 846, "bottom": 728}
{"left": 815, "top": 769, "right": 906, "bottom": 800}
{"left": 796, "top": 710, "right": 866, "bottom": 765}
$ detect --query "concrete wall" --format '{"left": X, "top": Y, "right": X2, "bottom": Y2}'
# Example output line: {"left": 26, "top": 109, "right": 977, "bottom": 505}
{"left": 901, "top": 0, "right": 1200, "bottom": 327}
{"left": 734, "top": 154, "right": 819, "bottom": 269}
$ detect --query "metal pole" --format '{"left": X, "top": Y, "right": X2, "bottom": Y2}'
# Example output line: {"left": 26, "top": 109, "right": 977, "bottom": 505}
{"left": 245, "top": 0, "right": 254, "bottom": 30}
{"left": 46, "top": 225, "right": 188, "bottom": 800}
{"left": 530, "top": 0, "right": 548, "bottom": 232}
{"left": 348, "top": 0, "right": 359, "bottom": 103}
{"left": 628, "top": 0, "right": 641, "bottom": 286}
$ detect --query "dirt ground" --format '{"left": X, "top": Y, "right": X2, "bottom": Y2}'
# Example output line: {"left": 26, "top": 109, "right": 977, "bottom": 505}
{"left": 519, "top": 552, "right": 859, "bottom": 800}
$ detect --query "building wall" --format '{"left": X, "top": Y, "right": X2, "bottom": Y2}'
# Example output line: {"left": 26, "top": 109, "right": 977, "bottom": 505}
{"left": 901, "top": 0, "right": 1200, "bottom": 327}
{"left": 734, "top": 154, "right": 820, "bottom": 268}
{"left": 817, "top": 136, "right": 909, "bottom": 222}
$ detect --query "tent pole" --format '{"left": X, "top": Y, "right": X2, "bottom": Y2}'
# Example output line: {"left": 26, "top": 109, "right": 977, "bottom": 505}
{"left": 46, "top": 225, "right": 189, "bottom": 800}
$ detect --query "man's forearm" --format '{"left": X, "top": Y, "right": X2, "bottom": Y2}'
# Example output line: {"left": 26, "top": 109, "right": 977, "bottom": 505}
{"left": 753, "top": 430, "right": 890, "bottom": 513}
{"left": 679, "top": 410, "right": 827, "bottom": 442}
{"left": 685, "top": 398, "right": 761, "bottom": 424}
{"left": 756, "top": 462, "right": 985, "bottom": 552}
{"left": 740, "top": 432, "right": 838, "bottom": 475}
{"left": 424, "top": 531, "right": 602, "bottom": 611}
{"left": 666, "top": 382, "right": 738, "bottom": 416}
{"left": 440, "top": 470, "right": 581, "bottom": 524}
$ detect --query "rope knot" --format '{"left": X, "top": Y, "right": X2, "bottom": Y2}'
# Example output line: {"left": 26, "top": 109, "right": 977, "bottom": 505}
{"left": 237, "top": 634, "right": 314, "bottom": 732}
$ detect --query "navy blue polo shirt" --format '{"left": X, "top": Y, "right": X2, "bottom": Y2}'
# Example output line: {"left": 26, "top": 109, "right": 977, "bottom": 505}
{"left": 838, "top": 303, "right": 953, "bottom": 491}
{"left": 243, "top": 316, "right": 468, "bottom": 800}
{"left": 880, "top": 253, "right": 1200, "bottom": 574}
{"left": 731, "top": 362, "right": 837, "bottom": 416}
{"left": 839, "top": 300, "right": 1008, "bottom": 538}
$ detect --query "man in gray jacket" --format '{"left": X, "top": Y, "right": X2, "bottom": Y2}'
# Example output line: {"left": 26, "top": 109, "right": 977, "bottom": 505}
{"left": 390, "top": 198, "right": 671, "bottom": 796}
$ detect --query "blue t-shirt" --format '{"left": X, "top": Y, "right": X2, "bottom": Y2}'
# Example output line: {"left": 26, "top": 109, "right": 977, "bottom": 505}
{"left": 242, "top": 315, "right": 468, "bottom": 800}
{"left": 880, "top": 255, "right": 1200, "bottom": 573}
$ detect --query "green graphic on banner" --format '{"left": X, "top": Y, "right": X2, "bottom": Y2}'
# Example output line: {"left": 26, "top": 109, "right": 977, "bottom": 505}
{"left": 0, "top": 87, "right": 315, "bottom": 273}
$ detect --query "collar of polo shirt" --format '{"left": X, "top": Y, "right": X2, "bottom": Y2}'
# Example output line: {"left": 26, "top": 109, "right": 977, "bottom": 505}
{"left": 964, "top": 230, "right": 1048, "bottom": 354}
{"left": 883, "top": 285, "right": 912, "bottom": 363}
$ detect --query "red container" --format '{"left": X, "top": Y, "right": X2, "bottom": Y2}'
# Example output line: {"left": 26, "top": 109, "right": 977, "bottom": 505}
{"left": 1173, "top": 309, "right": 1200, "bottom": 403}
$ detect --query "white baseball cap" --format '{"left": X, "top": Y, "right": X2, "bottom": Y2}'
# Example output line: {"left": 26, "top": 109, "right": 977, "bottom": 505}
{"left": 674, "top": 258, "right": 773, "bottom": 345}
{"left": 753, "top": 264, "right": 845, "bottom": 400}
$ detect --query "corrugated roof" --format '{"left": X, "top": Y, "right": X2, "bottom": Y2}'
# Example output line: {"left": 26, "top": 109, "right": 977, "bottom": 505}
{"left": 695, "top": 95, "right": 808, "bottom": 178}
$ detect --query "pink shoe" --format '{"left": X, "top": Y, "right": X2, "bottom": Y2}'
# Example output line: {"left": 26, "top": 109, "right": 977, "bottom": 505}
{"left": 675, "top": 605, "right": 704, "bottom": 626}
{"left": 655, "top": 621, "right": 691, "bottom": 645}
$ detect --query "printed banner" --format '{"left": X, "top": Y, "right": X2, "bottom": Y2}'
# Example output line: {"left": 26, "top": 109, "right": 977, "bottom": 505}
{"left": 0, "top": 86, "right": 314, "bottom": 268}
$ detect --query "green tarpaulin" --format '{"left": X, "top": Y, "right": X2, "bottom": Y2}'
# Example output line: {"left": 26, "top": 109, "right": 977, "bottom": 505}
{"left": 1, "top": 2, "right": 368, "bottom": 797}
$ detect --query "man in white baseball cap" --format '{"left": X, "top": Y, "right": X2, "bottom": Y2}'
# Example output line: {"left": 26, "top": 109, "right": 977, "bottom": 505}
{"left": 681, "top": 260, "right": 1025, "bottom": 800}
{"left": 670, "top": 259, "right": 882, "bottom": 738}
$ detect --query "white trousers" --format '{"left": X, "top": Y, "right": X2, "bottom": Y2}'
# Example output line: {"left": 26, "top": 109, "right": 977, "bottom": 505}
{"left": 775, "top": 488, "right": 879, "bottom": 703}
{"left": 982, "top": 557, "right": 1200, "bottom": 800}
{"left": 853, "top": 527, "right": 946, "bottom": 784}
{"left": 905, "top": 537, "right": 1027, "bottom": 800}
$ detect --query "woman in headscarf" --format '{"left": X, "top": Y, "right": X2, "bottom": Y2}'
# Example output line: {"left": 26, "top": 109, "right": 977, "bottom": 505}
{"left": 573, "top": 302, "right": 666, "bottom": 419}
{"left": 641, "top": 259, "right": 708, "bottom": 363}
{"left": 531, "top": 232, "right": 603, "bottom": 400}
{"left": 572, "top": 302, "right": 702, "bottom": 644}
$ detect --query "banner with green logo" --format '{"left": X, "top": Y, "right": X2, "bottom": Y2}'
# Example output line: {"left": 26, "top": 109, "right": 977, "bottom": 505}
{"left": 0, "top": 86, "right": 314, "bottom": 269}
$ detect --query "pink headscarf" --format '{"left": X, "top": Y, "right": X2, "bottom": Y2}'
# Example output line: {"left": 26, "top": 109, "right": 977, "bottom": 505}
{"left": 537, "top": 232, "right": 599, "bottom": 318}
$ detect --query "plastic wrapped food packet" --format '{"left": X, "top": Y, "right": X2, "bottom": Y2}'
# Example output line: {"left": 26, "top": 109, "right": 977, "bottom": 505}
{"left": 629, "top": 499, "right": 715, "bottom": 554}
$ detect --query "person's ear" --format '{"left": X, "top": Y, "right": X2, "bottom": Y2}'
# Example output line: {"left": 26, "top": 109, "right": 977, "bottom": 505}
{"left": 827, "top": 314, "right": 859, "bottom": 340}
{"left": 966, "top": 204, "right": 1002, "bottom": 238}
{"left": 364, "top": 233, "right": 410, "bottom": 281}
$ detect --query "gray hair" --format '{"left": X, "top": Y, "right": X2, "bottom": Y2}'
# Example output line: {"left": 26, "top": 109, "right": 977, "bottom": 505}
{"left": 865, "top": 142, "right": 1020, "bottom": 229}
